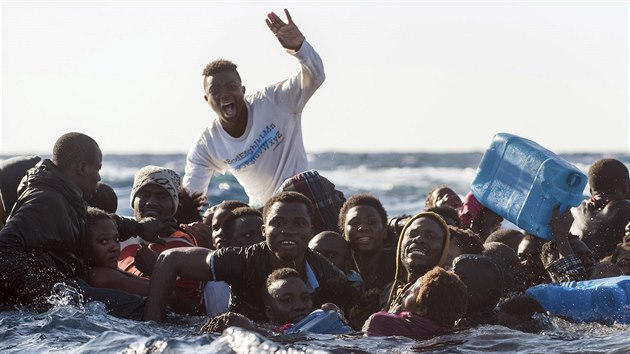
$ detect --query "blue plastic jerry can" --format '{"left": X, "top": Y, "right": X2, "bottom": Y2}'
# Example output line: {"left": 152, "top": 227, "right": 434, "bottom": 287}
{"left": 470, "top": 133, "right": 587, "bottom": 240}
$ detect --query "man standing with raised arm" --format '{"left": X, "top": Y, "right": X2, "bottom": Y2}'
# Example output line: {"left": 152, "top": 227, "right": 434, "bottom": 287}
{"left": 183, "top": 9, "right": 325, "bottom": 208}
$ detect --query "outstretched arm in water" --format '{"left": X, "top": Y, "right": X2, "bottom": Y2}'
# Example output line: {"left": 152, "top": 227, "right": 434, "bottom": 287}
{"left": 143, "top": 247, "right": 214, "bottom": 321}
{"left": 265, "top": 9, "right": 304, "bottom": 51}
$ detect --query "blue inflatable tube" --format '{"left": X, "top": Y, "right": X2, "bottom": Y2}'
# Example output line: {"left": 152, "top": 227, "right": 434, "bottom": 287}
{"left": 526, "top": 276, "right": 630, "bottom": 324}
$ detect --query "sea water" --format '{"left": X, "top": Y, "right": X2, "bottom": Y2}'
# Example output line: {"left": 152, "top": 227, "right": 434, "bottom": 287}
{"left": 1, "top": 151, "right": 630, "bottom": 353}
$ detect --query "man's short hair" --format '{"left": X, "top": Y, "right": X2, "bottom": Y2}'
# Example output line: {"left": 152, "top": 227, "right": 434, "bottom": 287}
{"left": 202, "top": 59, "right": 240, "bottom": 79}
{"left": 223, "top": 206, "right": 262, "bottom": 231}
{"left": 266, "top": 267, "right": 302, "bottom": 289}
{"left": 338, "top": 193, "right": 388, "bottom": 232}
{"left": 52, "top": 132, "right": 99, "bottom": 171}
{"left": 588, "top": 158, "right": 630, "bottom": 194}
{"left": 263, "top": 191, "right": 314, "bottom": 224}
{"left": 449, "top": 226, "right": 484, "bottom": 255}
{"left": 498, "top": 295, "right": 545, "bottom": 317}
{"left": 88, "top": 182, "right": 118, "bottom": 213}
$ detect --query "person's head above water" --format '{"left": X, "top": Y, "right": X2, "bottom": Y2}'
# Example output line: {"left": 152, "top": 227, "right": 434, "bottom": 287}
{"left": 263, "top": 191, "right": 314, "bottom": 264}
{"left": 483, "top": 242, "right": 525, "bottom": 293}
{"left": 130, "top": 166, "right": 181, "bottom": 221}
{"left": 206, "top": 200, "right": 249, "bottom": 248}
{"left": 517, "top": 234, "right": 550, "bottom": 287}
{"left": 338, "top": 193, "right": 387, "bottom": 257}
{"left": 88, "top": 182, "right": 118, "bottom": 214}
{"left": 263, "top": 267, "right": 313, "bottom": 325}
{"left": 202, "top": 59, "right": 247, "bottom": 136}
{"left": 396, "top": 212, "right": 450, "bottom": 282}
{"left": 85, "top": 207, "right": 120, "bottom": 269}
{"left": 444, "top": 226, "right": 483, "bottom": 267}
{"left": 402, "top": 267, "right": 468, "bottom": 329}
{"left": 220, "top": 206, "right": 264, "bottom": 248}
{"left": 587, "top": 158, "right": 630, "bottom": 197}
{"left": 52, "top": 132, "right": 102, "bottom": 201}
{"left": 387, "top": 212, "right": 451, "bottom": 308}
{"left": 484, "top": 228, "right": 525, "bottom": 253}
{"left": 308, "top": 231, "right": 351, "bottom": 271}
{"left": 451, "top": 254, "right": 503, "bottom": 315}
{"left": 425, "top": 185, "right": 462, "bottom": 211}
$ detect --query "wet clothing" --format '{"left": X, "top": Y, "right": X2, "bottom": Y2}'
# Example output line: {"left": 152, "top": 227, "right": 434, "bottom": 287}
{"left": 571, "top": 199, "right": 630, "bottom": 261}
{"left": 209, "top": 241, "right": 356, "bottom": 323}
{"left": 363, "top": 311, "right": 445, "bottom": 340}
{"left": 183, "top": 40, "right": 325, "bottom": 208}
{"left": 0, "top": 160, "right": 88, "bottom": 307}
{"left": 348, "top": 248, "right": 397, "bottom": 329}
{"left": 118, "top": 230, "right": 202, "bottom": 302}
{"left": 0, "top": 160, "right": 147, "bottom": 319}
{"left": 0, "top": 155, "right": 41, "bottom": 219}
{"left": 545, "top": 254, "right": 587, "bottom": 283}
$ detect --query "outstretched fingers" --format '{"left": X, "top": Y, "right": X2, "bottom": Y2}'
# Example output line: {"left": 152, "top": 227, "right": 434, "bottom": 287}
{"left": 284, "top": 8, "right": 293, "bottom": 24}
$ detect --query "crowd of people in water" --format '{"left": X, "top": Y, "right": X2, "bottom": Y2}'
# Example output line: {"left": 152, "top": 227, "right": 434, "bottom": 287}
{"left": 2, "top": 8, "right": 630, "bottom": 343}
{"left": 2, "top": 139, "right": 630, "bottom": 340}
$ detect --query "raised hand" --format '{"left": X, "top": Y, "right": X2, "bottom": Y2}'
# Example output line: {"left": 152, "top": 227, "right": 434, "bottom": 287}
{"left": 265, "top": 9, "right": 305, "bottom": 51}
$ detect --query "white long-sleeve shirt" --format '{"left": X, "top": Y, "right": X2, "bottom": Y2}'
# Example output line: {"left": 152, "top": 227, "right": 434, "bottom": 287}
{"left": 183, "top": 40, "right": 325, "bottom": 208}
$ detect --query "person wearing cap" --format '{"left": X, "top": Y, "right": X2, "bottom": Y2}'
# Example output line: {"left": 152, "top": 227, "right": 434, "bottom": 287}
{"left": 117, "top": 165, "right": 204, "bottom": 314}
{"left": 183, "top": 9, "right": 325, "bottom": 209}
{"left": 386, "top": 212, "right": 451, "bottom": 312}
{"left": 0, "top": 133, "right": 168, "bottom": 319}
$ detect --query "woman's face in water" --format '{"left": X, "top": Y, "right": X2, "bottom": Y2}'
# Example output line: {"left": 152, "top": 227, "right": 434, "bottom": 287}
{"left": 400, "top": 217, "right": 445, "bottom": 275}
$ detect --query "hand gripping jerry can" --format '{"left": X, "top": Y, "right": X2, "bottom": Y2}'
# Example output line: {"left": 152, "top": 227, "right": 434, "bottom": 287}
{"left": 470, "top": 133, "right": 587, "bottom": 240}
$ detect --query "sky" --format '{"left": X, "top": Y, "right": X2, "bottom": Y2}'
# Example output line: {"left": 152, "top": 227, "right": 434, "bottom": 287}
{"left": 1, "top": 1, "right": 628, "bottom": 155}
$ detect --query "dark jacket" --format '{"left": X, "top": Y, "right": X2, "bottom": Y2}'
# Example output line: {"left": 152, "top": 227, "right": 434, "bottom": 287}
{"left": 0, "top": 155, "right": 41, "bottom": 218}
{"left": 0, "top": 159, "right": 87, "bottom": 276}
{"left": 211, "top": 242, "right": 358, "bottom": 323}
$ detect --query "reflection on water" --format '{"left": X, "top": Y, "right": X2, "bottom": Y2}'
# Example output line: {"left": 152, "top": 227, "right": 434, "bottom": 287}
{"left": 2, "top": 299, "right": 630, "bottom": 354}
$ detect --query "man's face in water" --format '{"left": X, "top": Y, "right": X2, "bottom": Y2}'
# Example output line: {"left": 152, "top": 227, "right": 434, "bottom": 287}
{"left": 263, "top": 201, "right": 313, "bottom": 262}
{"left": 204, "top": 71, "right": 246, "bottom": 125}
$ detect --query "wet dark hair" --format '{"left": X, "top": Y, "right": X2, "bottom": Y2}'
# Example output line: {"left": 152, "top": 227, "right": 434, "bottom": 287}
{"left": 425, "top": 184, "right": 452, "bottom": 208}
{"left": 426, "top": 206, "right": 461, "bottom": 227}
{"left": 498, "top": 295, "right": 545, "bottom": 317}
{"left": 416, "top": 267, "right": 468, "bottom": 328}
{"left": 266, "top": 267, "right": 302, "bottom": 289}
{"left": 223, "top": 206, "right": 262, "bottom": 232}
{"left": 485, "top": 229, "right": 524, "bottom": 253}
{"left": 448, "top": 226, "right": 483, "bottom": 255}
{"left": 219, "top": 200, "right": 248, "bottom": 211}
{"left": 338, "top": 193, "right": 388, "bottom": 232}
{"left": 86, "top": 207, "right": 115, "bottom": 234}
{"left": 202, "top": 59, "right": 241, "bottom": 80}
{"left": 199, "top": 312, "right": 252, "bottom": 334}
{"left": 88, "top": 182, "right": 118, "bottom": 214}
{"left": 173, "top": 186, "right": 207, "bottom": 224}
{"left": 588, "top": 158, "right": 630, "bottom": 194}
{"left": 52, "top": 132, "right": 99, "bottom": 171}
{"left": 263, "top": 191, "right": 314, "bottom": 224}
